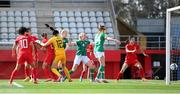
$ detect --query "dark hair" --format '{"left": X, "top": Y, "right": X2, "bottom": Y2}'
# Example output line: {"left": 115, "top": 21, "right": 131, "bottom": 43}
{"left": 41, "top": 33, "right": 47, "bottom": 38}
{"left": 18, "top": 27, "right": 27, "bottom": 35}
{"left": 53, "top": 30, "right": 59, "bottom": 35}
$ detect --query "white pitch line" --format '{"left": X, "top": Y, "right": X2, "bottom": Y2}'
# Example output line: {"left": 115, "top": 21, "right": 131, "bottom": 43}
{"left": 12, "top": 82, "right": 24, "bottom": 88}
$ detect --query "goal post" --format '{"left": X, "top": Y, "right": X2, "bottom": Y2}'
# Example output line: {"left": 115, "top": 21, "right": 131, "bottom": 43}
{"left": 166, "top": 6, "right": 180, "bottom": 85}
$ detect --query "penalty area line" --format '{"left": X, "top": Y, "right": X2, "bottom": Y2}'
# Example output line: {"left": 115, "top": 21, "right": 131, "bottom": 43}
{"left": 12, "top": 82, "right": 24, "bottom": 88}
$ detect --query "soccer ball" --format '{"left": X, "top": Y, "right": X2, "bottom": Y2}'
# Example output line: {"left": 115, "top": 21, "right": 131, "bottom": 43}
{"left": 170, "top": 63, "right": 178, "bottom": 70}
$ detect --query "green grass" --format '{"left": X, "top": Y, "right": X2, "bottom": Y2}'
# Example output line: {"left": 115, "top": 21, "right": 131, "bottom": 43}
{"left": 0, "top": 79, "right": 180, "bottom": 94}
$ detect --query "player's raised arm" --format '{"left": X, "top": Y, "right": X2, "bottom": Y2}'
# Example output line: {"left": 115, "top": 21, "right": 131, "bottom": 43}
{"left": 105, "top": 37, "right": 121, "bottom": 45}
{"left": 67, "top": 41, "right": 77, "bottom": 46}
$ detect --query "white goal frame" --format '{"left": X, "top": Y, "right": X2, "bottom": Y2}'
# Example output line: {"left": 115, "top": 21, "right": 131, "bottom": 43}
{"left": 166, "top": 6, "right": 180, "bottom": 85}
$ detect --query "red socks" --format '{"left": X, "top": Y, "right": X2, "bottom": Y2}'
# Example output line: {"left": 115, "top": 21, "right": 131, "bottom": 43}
{"left": 139, "top": 68, "right": 145, "bottom": 78}
{"left": 25, "top": 67, "right": 31, "bottom": 78}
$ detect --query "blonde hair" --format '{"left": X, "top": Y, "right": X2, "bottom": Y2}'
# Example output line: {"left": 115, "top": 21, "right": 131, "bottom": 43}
{"left": 61, "top": 29, "right": 67, "bottom": 34}
{"left": 79, "top": 32, "right": 86, "bottom": 40}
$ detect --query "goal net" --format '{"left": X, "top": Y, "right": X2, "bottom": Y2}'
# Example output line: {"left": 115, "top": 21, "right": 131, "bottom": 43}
{"left": 166, "top": 6, "right": 180, "bottom": 85}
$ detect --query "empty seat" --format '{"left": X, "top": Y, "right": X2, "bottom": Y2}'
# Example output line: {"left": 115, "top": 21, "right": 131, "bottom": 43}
{"left": 97, "top": 17, "right": 104, "bottom": 22}
{"left": 61, "top": 17, "right": 68, "bottom": 22}
{"left": 9, "top": 39, "right": 15, "bottom": 42}
{"left": 82, "top": 11, "right": 88, "bottom": 17}
{"left": 30, "top": 22, "right": 37, "bottom": 27}
{"left": 1, "top": 22, "right": 8, "bottom": 27}
{"left": 23, "top": 22, "right": 30, "bottom": 27}
{"left": 8, "top": 22, "right": 15, "bottom": 27}
{"left": 92, "top": 28, "right": 98, "bottom": 33}
{"left": 1, "top": 17, "right": 7, "bottom": 21}
{"left": 15, "top": 17, "right": 22, "bottom": 22}
{"left": 83, "top": 17, "right": 89, "bottom": 22}
{"left": 69, "top": 17, "right": 75, "bottom": 22}
{"left": 107, "top": 28, "right": 113, "bottom": 33}
{"left": 31, "top": 28, "right": 38, "bottom": 33}
{"left": 54, "top": 17, "right": 60, "bottom": 22}
{"left": 71, "top": 33, "right": 78, "bottom": 38}
{"left": 98, "top": 22, "right": 105, "bottom": 26}
{"left": 67, "top": 11, "right": 74, "bottom": 17}
{"left": 22, "top": 11, "right": 29, "bottom": 16}
{"left": 1, "top": 28, "right": 8, "bottom": 33}
{"left": 29, "top": 11, "right": 36, "bottom": 16}
{"left": 104, "top": 17, "right": 111, "bottom": 22}
{"left": 60, "top": 11, "right": 67, "bottom": 17}
{"left": 8, "top": 17, "right": 14, "bottom": 22}
{"left": 91, "top": 22, "right": 97, "bottom": 28}
{"left": 15, "top": 11, "right": 21, "bottom": 16}
{"left": 86, "top": 34, "right": 93, "bottom": 39}
{"left": 15, "top": 22, "right": 22, "bottom": 27}
{"left": 30, "top": 17, "right": 36, "bottom": 22}
{"left": 70, "top": 28, "right": 77, "bottom": 34}
{"left": 69, "top": 22, "right": 76, "bottom": 28}
{"left": 76, "top": 17, "right": 82, "bottom": 22}
{"left": 8, "top": 11, "right": 14, "bottom": 16}
{"left": 104, "top": 40, "right": 109, "bottom": 45}
{"left": 54, "top": 11, "right": 60, "bottom": 17}
{"left": 9, "top": 28, "right": 16, "bottom": 33}
{"left": 103, "top": 11, "right": 110, "bottom": 17}
{"left": 84, "top": 28, "right": 91, "bottom": 34}
{"left": 77, "top": 28, "right": 84, "bottom": 33}
{"left": 89, "top": 17, "right": 96, "bottom": 22}
{"left": 75, "top": 11, "right": 81, "bottom": 17}
{"left": 1, "top": 33, "right": 8, "bottom": 38}
{"left": 89, "top": 11, "right": 95, "bottom": 17}
{"left": 84, "top": 22, "right": 90, "bottom": 28}
{"left": 62, "top": 22, "right": 69, "bottom": 28}
{"left": 1, "top": 39, "right": 8, "bottom": 42}
{"left": 23, "top": 17, "right": 29, "bottom": 22}
{"left": 9, "top": 33, "right": 16, "bottom": 39}
{"left": 0, "top": 11, "right": 7, "bottom": 16}
{"left": 105, "top": 22, "right": 112, "bottom": 28}
{"left": 96, "top": 11, "right": 103, "bottom": 17}
{"left": 55, "top": 23, "right": 61, "bottom": 28}
{"left": 77, "top": 22, "right": 83, "bottom": 28}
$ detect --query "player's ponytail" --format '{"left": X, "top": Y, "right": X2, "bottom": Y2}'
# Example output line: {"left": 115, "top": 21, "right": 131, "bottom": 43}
{"left": 45, "top": 24, "right": 59, "bottom": 36}
{"left": 98, "top": 25, "right": 106, "bottom": 34}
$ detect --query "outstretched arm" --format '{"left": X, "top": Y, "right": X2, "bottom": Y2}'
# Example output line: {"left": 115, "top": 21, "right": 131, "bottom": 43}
{"left": 106, "top": 37, "right": 121, "bottom": 45}
{"left": 12, "top": 42, "right": 17, "bottom": 57}
{"left": 67, "top": 42, "right": 77, "bottom": 46}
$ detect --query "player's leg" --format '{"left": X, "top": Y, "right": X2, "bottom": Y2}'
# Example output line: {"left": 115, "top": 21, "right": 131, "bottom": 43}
{"left": 116, "top": 62, "right": 128, "bottom": 80}
{"left": 58, "top": 62, "right": 64, "bottom": 76}
{"left": 83, "top": 56, "right": 95, "bottom": 82}
{"left": 79, "top": 63, "right": 87, "bottom": 82}
{"left": 62, "top": 55, "right": 81, "bottom": 82}
{"left": 134, "top": 61, "right": 147, "bottom": 81}
{"left": 61, "top": 56, "right": 72, "bottom": 82}
{"left": 23, "top": 62, "right": 31, "bottom": 82}
{"left": 51, "top": 56, "right": 62, "bottom": 79}
{"left": 9, "top": 63, "right": 22, "bottom": 86}
{"left": 42, "top": 62, "right": 52, "bottom": 82}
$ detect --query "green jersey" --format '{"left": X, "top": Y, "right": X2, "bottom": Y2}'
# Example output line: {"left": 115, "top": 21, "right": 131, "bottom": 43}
{"left": 94, "top": 32, "right": 107, "bottom": 52}
{"left": 63, "top": 38, "right": 68, "bottom": 49}
{"left": 76, "top": 40, "right": 90, "bottom": 56}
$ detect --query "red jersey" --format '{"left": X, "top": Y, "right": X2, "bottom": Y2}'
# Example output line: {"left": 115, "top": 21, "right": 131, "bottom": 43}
{"left": 125, "top": 43, "right": 139, "bottom": 61}
{"left": 42, "top": 38, "right": 54, "bottom": 55}
{"left": 16, "top": 35, "right": 33, "bottom": 54}
{"left": 86, "top": 44, "right": 94, "bottom": 60}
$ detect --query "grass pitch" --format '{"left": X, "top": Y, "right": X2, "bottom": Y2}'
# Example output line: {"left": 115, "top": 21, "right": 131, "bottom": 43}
{"left": 0, "top": 79, "right": 180, "bottom": 94}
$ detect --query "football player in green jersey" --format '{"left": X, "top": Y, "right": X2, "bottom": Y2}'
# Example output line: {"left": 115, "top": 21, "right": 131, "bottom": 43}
{"left": 94, "top": 25, "right": 121, "bottom": 83}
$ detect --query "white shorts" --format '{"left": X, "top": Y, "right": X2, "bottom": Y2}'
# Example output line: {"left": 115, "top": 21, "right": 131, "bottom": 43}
{"left": 73, "top": 55, "right": 90, "bottom": 65}
{"left": 94, "top": 52, "right": 105, "bottom": 58}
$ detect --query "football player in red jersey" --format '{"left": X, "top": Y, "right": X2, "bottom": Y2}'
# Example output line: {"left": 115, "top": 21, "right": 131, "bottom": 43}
{"left": 9, "top": 27, "right": 37, "bottom": 86}
{"left": 41, "top": 33, "right": 56, "bottom": 82}
{"left": 23, "top": 28, "right": 39, "bottom": 82}
{"left": 116, "top": 37, "right": 148, "bottom": 81}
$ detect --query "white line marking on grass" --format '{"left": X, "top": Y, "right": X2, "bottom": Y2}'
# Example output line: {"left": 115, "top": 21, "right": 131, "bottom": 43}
{"left": 12, "top": 82, "right": 24, "bottom": 88}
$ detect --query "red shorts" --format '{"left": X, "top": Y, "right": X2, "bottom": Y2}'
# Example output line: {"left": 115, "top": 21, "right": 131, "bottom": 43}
{"left": 44, "top": 53, "right": 54, "bottom": 65}
{"left": 17, "top": 53, "right": 33, "bottom": 65}
{"left": 125, "top": 54, "right": 138, "bottom": 66}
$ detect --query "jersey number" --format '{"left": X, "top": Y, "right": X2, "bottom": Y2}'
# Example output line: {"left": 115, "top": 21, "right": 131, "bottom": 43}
{"left": 56, "top": 40, "right": 63, "bottom": 48}
{"left": 20, "top": 39, "right": 28, "bottom": 48}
